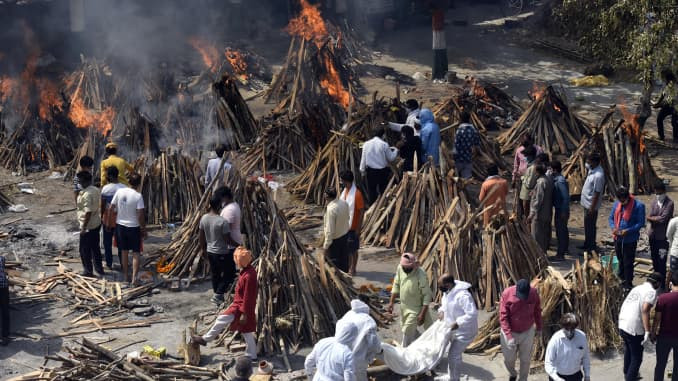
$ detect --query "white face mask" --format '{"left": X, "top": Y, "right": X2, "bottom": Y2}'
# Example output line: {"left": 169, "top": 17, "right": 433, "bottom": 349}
{"left": 585, "top": 163, "right": 591, "bottom": 171}
{"left": 657, "top": 194, "right": 667, "bottom": 203}
{"left": 564, "top": 329, "right": 575, "bottom": 340}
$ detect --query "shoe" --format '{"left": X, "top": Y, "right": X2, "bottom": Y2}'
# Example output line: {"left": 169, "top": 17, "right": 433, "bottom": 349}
{"left": 190, "top": 335, "right": 207, "bottom": 346}
{"left": 211, "top": 294, "right": 224, "bottom": 305}
{"left": 509, "top": 377, "right": 517, "bottom": 381}
{"left": 80, "top": 271, "right": 94, "bottom": 277}
{"left": 95, "top": 269, "right": 106, "bottom": 277}
{"left": 551, "top": 255, "right": 565, "bottom": 262}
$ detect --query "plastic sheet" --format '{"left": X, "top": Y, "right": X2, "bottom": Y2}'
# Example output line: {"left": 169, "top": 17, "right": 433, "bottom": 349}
{"left": 381, "top": 320, "right": 453, "bottom": 375}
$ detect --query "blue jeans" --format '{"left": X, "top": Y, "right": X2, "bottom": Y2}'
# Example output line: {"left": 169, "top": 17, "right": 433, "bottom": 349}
{"left": 103, "top": 226, "right": 121, "bottom": 268}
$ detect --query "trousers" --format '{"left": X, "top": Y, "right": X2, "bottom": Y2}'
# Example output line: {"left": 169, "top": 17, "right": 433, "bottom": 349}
{"left": 365, "top": 167, "right": 391, "bottom": 204}
{"left": 532, "top": 218, "right": 552, "bottom": 253}
{"left": 583, "top": 207, "right": 598, "bottom": 251}
{"left": 402, "top": 323, "right": 421, "bottom": 347}
{"left": 549, "top": 371, "right": 583, "bottom": 381}
{"left": 102, "top": 226, "right": 121, "bottom": 268}
{"left": 650, "top": 239, "right": 669, "bottom": 280}
{"left": 657, "top": 105, "right": 678, "bottom": 141}
{"left": 500, "top": 326, "right": 535, "bottom": 381}
{"left": 655, "top": 336, "right": 678, "bottom": 381}
{"left": 554, "top": 210, "right": 570, "bottom": 256}
{"left": 327, "top": 233, "right": 349, "bottom": 273}
{"left": 447, "top": 338, "right": 471, "bottom": 381}
{"left": 0, "top": 287, "right": 9, "bottom": 338}
{"left": 615, "top": 239, "right": 637, "bottom": 289}
{"left": 456, "top": 162, "right": 473, "bottom": 179}
{"left": 202, "top": 314, "right": 257, "bottom": 359}
{"left": 207, "top": 250, "right": 236, "bottom": 295}
{"left": 621, "top": 329, "right": 644, "bottom": 381}
{"left": 79, "top": 225, "right": 103, "bottom": 275}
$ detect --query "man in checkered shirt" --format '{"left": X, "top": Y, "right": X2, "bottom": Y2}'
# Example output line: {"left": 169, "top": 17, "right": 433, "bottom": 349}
{"left": 0, "top": 255, "right": 9, "bottom": 345}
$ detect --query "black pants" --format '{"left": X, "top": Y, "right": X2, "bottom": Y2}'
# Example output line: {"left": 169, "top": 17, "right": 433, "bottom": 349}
{"left": 327, "top": 233, "right": 349, "bottom": 273}
{"left": 655, "top": 336, "right": 678, "bottom": 381}
{"left": 650, "top": 239, "right": 669, "bottom": 280}
{"left": 554, "top": 209, "right": 570, "bottom": 256}
{"left": 657, "top": 105, "right": 678, "bottom": 141}
{"left": 0, "top": 287, "right": 8, "bottom": 339}
{"left": 549, "top": 370, "right": 583, "bottom": 381}
{"left": 615, "top": 239, "right": 637, "bottom": 288}
{"left": 207, "top": 250, "right": 236, "bottom": 295}
{"left": 102, "top": 226, "right": 121, "bottom": 268}
{"left": 583, "top": 208, "right": 598, "bottom": 251}
{"left": 620, "top": 329, "right": 644, "bottom": 381}
{"left": 366, "top": 167, "right": 390, "bottom": 204}
{"left": 80, "top": 225, "right": 103, "bottom": 275}
{"left": 432, "top": 48, "right": 448, "bottom": 80}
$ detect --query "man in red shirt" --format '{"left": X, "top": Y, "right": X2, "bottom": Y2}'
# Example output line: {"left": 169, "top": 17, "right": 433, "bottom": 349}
{"left": 340, "top": 170, "right": 365, "bottom": 276}
{"left": 651, "top": 272, "right": 678, "bottom": 381}
{"left": 499, "top": 279, "right": 543, "bottom": 381}
{"left": 192, "top": 247, "right": 258, "bottom": 360}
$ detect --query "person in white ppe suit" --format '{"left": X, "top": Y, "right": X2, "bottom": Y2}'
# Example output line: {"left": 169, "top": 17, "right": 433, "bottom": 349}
{"left": 437, "top": 274, "right": 478, "bottom": 381}
{"left": 305, "top": 321, "right": 358, "bottom": 381}
{"left": 335, "top": 297, "right": 382, "bottom": 381}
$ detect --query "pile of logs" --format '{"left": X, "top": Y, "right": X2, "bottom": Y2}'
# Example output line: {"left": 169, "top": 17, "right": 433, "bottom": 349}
{"left": 467, "top": 255, "right": 622, "bottom": 360}
{"left": 419, "top": 212, "right": 549, "bottom": 310}
{"left": 459, "top": 77, "right": 524, "bottom": 129}
{"left": 211, "top": 75, "right": 258, "bottom": 150}
{"left": 432, "top": 96, "right": 509, "bottom": 179}
{"left": 361, "top": 164, "right": 466, "bottom": 253}
{"left": 14, "top": 338, "right": 223, "bottom": 381}
{"left": 498, "top": 85, "right": 591, "bottom": 155}
{"left": 135, "top": 150, "right": 204, "bottom": 225}
{"left": 563, "top": 109, "right": 660, "bottom": 196}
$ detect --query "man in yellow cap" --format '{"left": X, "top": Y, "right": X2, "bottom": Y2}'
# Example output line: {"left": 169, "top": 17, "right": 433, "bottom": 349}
{"left": 100, "top": 142, "right": 133, "bottom": 187}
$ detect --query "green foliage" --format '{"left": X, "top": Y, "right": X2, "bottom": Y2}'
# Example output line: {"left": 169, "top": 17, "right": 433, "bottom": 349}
{"left": 553, "top": 0, "right": 678, "bottom": 85}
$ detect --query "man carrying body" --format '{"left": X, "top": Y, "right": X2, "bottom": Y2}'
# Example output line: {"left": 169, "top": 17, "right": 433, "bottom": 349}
{"left": 323, "top": 188, "right": 350, "bottom": 273}
{"left": 545, "top": 313, "right": 591, "bottom": 381}
{"left": 500, "top": 279, "right": 542, "bottom": 381}
{"left": 335, "top": 296, "right": 381, "bottom": 381}
{"left": 304, "top": 322, "right": 357, "bottom": 381}
{"left": 386, "top": 253, "right": 433, "bottom": 347}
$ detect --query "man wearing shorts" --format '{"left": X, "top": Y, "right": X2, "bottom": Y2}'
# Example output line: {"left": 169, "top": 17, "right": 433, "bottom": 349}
{"left": 110, "top": 173, "right": 145, "bottom": 285}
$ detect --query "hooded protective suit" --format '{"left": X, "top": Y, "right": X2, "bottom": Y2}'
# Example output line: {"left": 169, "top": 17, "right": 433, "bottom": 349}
{"left": 418, "top": 109, "right": 441, "bottom": 166}
{"left": 305, "top": 322, "right": 358, "bottom": 381}
{"left": 441, "top": 280, "right": 478, "bottom": 342}
{"left": 335, "top": 300, "right": 382, "bottom": 381}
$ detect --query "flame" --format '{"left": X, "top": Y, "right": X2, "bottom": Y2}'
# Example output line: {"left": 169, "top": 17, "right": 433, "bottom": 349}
{"left": 36, "top": 78, "right": 63, "bottom": 120}
{"left": 529, "top": 82, "right": 547, "bottom": 101}
{"left": 553, "top": 104, "right": 562, "bottom": 112}
{"left": 189, "top": 37, "right": 220, "bottom": 73}
{"left": 68, "top": 91, "right": 115, "bottom": 135}
{"left": 224, "top": 48, "right": 248, "bottom": 81}
{"left": 286, "top": 0, "right": 328, "bottom": 47}
{"left": 320, "top": 51, "right": 350, "bottom": 108}
{"left": 0, "top": 76, "right": 16, "bottom": 103}
{"left": 619, "top": 103, "right": 645, "bottom": 153}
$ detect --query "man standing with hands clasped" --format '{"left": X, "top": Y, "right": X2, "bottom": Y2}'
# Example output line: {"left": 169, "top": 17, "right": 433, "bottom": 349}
{"left": 500, "top": 279, "right": 543, "bottom": 381}
{"left": 609, "top": 187, "right": 646, "bottom": 290}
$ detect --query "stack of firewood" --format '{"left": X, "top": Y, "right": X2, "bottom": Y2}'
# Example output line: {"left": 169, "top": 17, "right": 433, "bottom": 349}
{"left": 498, "top": 85, "right": 591, "bottom": 155}
{"left": 134, "top": 150, "right": 204, "bottom": 225}
{"left": 212, "top": 75, "right": 258, "bottom": 149}
{"left": 467, "top": 255, "right": 622, "bottom": 360}
{"left": 563, "top": 109, "right": 660, "bottom": 196}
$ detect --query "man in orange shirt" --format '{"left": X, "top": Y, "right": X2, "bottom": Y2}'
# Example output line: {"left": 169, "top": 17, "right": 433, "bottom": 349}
{"left": 479, "top": 165, "right": 509, "bottom": 226}
{"left": 340, "top": 170, "right": 365, "bottom": 276}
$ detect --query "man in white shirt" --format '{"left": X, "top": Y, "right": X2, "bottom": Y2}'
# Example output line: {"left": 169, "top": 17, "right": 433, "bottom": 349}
{"left": 109, "top": 173, "right": 145, "bottom": 285}
{"left": 215, "top": 186, "right": 243, "bottom": 301}
{"left": 359, "top": 127, "right": 398, "bottom": 204}
{"left": 618, "top": 272, "right": 663, "bottom": 381}
{"left": 437, "top": 274, "right": 478, "bottom": 381}
{"left": 545, "top": 313, "right": 591, "bottom": 381}
{"left": 579, "top": 152, "right": 605, "bottom": 253}
{"left": 388, "top": 99, "right": 421, "bottom": 136}
{"left": 305, "top": 321, "right": 357, "bottom": 381}
{"left": 666, "top": 215, "right": 678, "bottom": 282}
{"left": 335, "top": 297, "right": 381, "bottom": 381}
{"left": 205, "top": 145, "right": 232, "bottom": 190}
{"left": 100, "top": 166, "right": 127, "bottom": 269}
{"left": 323, "top": 188, "right": 350, "bottom": 273}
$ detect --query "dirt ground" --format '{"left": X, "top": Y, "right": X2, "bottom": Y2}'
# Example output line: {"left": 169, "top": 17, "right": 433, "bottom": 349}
{"left": 1, "top": 2, "right": 677, "bottom": 380}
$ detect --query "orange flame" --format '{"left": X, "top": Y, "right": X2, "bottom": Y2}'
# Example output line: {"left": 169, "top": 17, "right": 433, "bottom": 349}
{"left": 286, "top": 0, "right": 328, "bottom": 47}
{"left": 619, "top": 103, "right": 645, "bottom": 153}
{"left": 0, "top": 76, "right": 16, "bottom": 103}
{"left": 36, "top": 78, "right": 63, "bottom": 120}
{"left": 224, "top": 48, "right": 248, "bottom": 81}
{"left": 320, "top": 52, "right": 350, "bottom": 108}
{"left": 529, "top": 82, "right": 547, "bottom": 101}
{"left": 68, "top": 91, "right": 115, "bottom": 135}
{"left": 189, "top": 37, "right": 220, "bottom": 73}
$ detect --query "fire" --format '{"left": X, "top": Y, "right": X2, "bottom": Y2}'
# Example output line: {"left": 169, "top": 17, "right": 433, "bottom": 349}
{"left": 286, "top": 0, "right": 328, "bottom": 47}
{"left": 68, "top": 92, "right": 115, "bottom": 135}
{"left": 189, "top": 37, "right": 220, "bottom": 73}
{"left": 553, "top": 104, "right": 562, "bottom": 112}
{"left": 224, "top": 48, "right": 248, "bottom": 81}
{"left": 36, "top": 78, "right": 63, "bottom": 120}
{"left": 529, "top": 82, "right": 547, "bottom": 101}
{"left": 619, "top": 103, "right": 645, "bottom": 153}
{"left": 320, "top": 52, "right": 350, "bottom": 108}
{"left": 0, "top": 76, "right": 16, "bottom": 103}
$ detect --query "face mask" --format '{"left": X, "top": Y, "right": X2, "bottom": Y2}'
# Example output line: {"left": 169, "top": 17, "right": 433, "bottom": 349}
{"left": 585, "top": 163, "right": 591, "bottom": 171}
{"left": 564, "top": 329, "right": 575, "bottom": 340}
{"left": 402, "top": 267, "right": 413, "bottom": 274}
{"left": 438, "top": 286, "right": 449, "bottom": 293}
{"left": 546, "top": 169, "right": 553, "bottom": 177}
{"left": 657, "top": 194, "right": 667, "bottom": 203}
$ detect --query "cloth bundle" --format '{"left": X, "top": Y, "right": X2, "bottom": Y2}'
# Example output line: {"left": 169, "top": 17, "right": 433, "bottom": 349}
{"left": 381, "top": 320, "right": 453, "bottom": 375}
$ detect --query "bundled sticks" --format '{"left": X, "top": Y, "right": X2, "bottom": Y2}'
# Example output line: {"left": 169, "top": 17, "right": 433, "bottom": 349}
{"left": 498, "top": 85, "right": 591, "bottom": 155}
{"left": 212, "top": 75, "right": 258, "bottom": 150}
{"left": 563, "top": 109, "right": 660, "bottom": 196}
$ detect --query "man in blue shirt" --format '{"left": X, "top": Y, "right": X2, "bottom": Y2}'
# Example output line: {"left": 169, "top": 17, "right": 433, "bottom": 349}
{"left": 609, "top": 187, "right": 646, "bottom": 290}
{"left": 0, "top": 255, "right": 9, "bottom": 345}
{"left": 551, "top": 161, "right": 570, "bottom": 261}
{"left": 419, "top": 109, "right": 441, "bottom": 167}
{"left": 453, "top": 111, "right": 480, "bottom": 179}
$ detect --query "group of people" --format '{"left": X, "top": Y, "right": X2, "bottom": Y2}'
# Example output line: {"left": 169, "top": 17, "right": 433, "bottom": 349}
{"left": 74, "top": 142, "right": 147, "bottom": 285}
